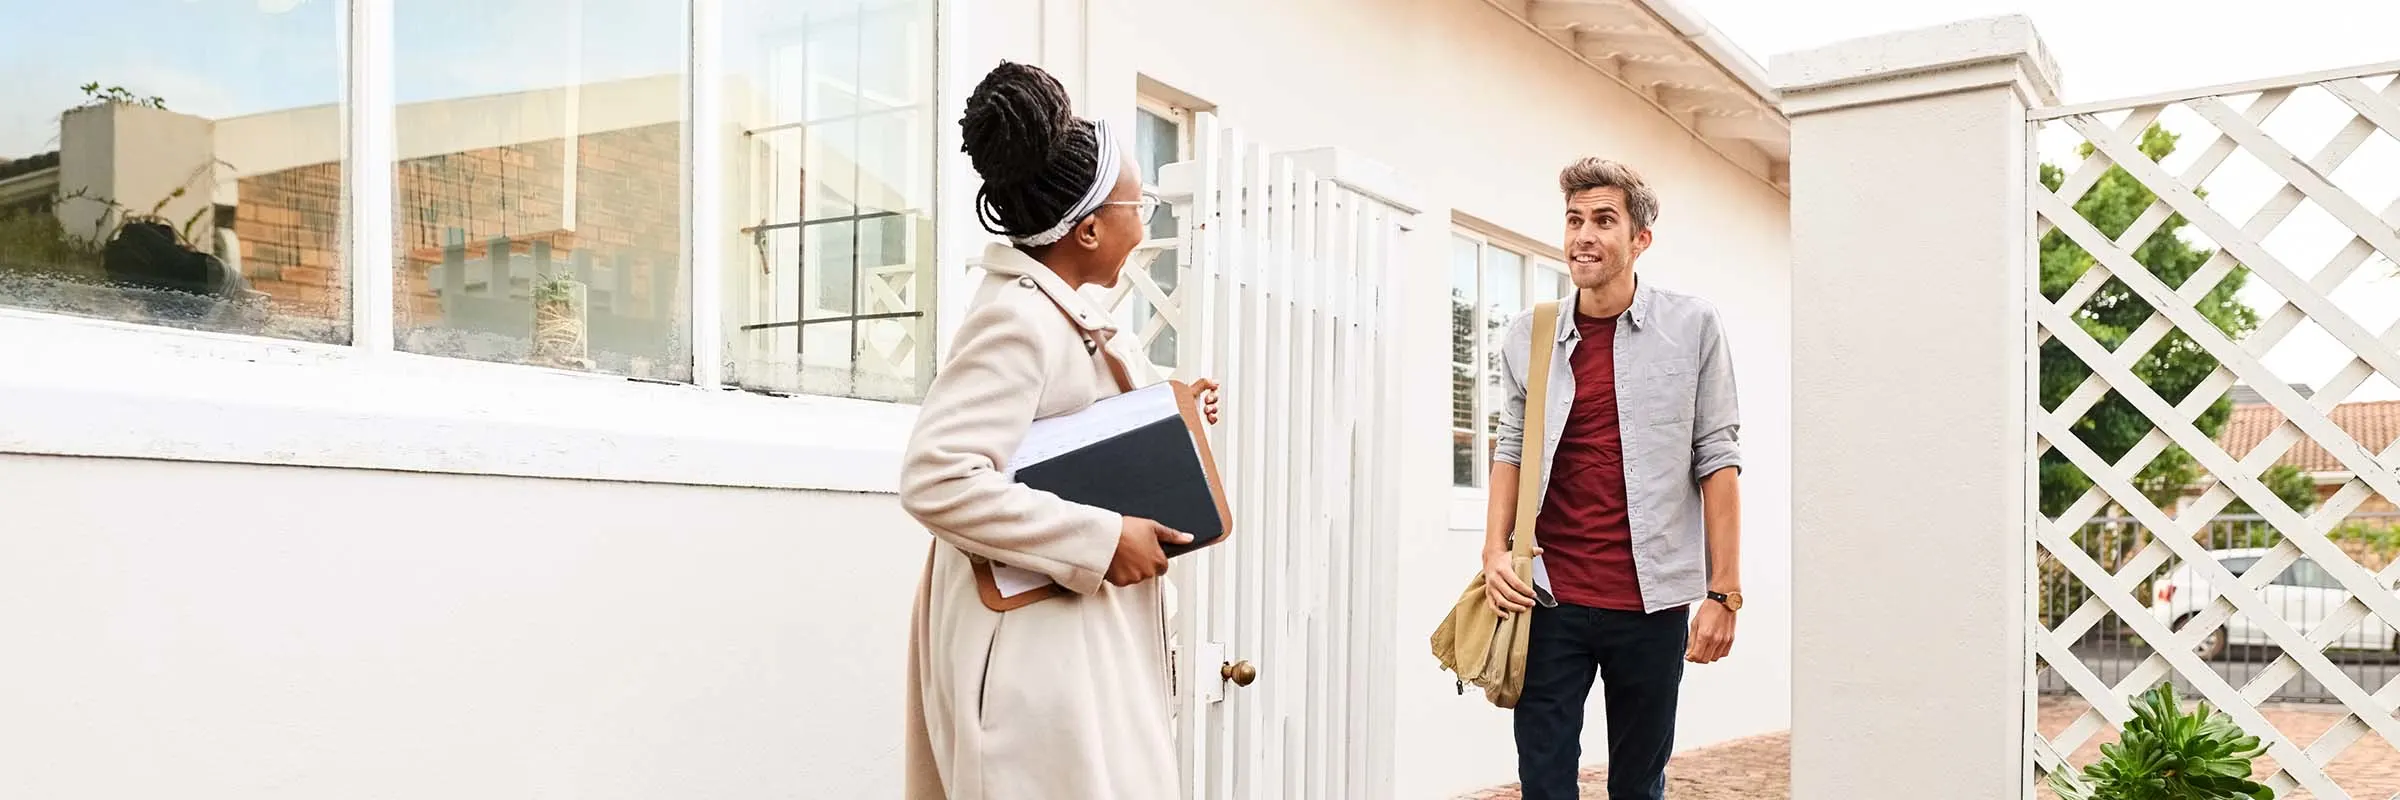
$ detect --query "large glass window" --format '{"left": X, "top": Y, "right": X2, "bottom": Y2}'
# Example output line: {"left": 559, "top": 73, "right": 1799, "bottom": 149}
{"left": 393, "top": 0, "right": 691, "bottom": 380}
{"left": 724, "top": 0, "right": 937, "bottom": 402}
{"left": 2, "top": 0, "right": 945, "bottom": 402}
{"left": 1450, "top": 231, "right": 1569, "bottom": 488}
{"left": 0, "top": 0, "right": 347, "bottom": 343}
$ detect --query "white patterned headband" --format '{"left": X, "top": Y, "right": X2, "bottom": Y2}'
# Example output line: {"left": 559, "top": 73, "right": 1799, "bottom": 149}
{"left": 1003, "top": 118, "right": 1121, "bottom": 247}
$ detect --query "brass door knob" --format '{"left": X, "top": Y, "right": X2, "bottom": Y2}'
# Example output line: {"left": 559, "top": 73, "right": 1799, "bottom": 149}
{"left": 1220, "top": 660, "right": 1257, "bottom": 687}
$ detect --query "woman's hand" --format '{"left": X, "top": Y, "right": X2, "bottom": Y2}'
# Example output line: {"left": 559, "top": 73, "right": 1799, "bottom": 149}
{"left": 1192, "top": 378, "right": 1222, "bottom": 425}
{"left": 1108, "top": 517, "right": 1192, "bottom": 586}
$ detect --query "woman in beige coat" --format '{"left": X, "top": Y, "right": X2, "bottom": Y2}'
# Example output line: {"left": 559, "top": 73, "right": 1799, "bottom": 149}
{"left": 898, "top": 62, "right": 1218, "bottom": 800}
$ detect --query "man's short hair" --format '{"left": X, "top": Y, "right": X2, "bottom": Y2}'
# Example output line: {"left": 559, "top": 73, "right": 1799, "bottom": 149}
{"left": 1558, "top": 158, "right": 1660, "bottom": 231}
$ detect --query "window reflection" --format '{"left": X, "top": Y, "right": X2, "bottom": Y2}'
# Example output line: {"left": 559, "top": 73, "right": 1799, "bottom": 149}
{"left": 0, "top": 0, "right": 347, "bottom": 342}
{"left": 1451, "top": 236, "right": 1481, "bottom": 487}
{"left": 725, "top": 0, "right": 937, "bottom": 402}
{"left": 1483, "top": 246, "right": 1526, "bottom": 465}
{"left": 392, "top": 0, "right": 691, "bottom": 380}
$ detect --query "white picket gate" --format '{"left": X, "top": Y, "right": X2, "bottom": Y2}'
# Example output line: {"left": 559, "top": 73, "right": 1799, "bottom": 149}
{"left": 1091, "top": 111, "right": 1413, "bottom": 800}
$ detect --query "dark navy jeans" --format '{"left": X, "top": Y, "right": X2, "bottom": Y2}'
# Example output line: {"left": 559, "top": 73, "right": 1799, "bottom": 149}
{"left": 1512, "top": 603, "right": 1687, "bottom": 800}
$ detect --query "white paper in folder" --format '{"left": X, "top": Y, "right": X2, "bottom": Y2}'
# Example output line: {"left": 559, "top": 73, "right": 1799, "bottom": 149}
{"left": 1009, "top": 383, "right": 1181, "bottom": 469}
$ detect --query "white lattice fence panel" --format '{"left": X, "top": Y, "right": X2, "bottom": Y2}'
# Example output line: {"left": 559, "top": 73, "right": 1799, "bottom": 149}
{"left": 1093, "top": 244, "right": 1182, "bottom": 383}
{"left": 2030, "top": 63, "right": 2400, "bottom": 799}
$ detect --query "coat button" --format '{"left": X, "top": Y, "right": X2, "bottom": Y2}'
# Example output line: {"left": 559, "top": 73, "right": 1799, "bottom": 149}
{"left": 1017, "top": 277, "right": 1036, "bottom": 288}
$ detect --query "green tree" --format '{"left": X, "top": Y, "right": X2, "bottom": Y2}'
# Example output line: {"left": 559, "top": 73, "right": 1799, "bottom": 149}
{"left": 2225, "top": 463, "right": 2320, "bottom": 517}
{"left": 2039, "top": 125, "right": 2260, "bottom": 519}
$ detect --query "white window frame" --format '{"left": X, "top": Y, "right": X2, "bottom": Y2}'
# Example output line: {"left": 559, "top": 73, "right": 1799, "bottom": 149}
{"left": 1446, "top": 226, "right": 1569, "bottom": 530}
{"left": 1136, "top": 96, "right": 1193, "bottom": 149}
{"left": 0, "top": 0, "right": 968, "bottom": 496}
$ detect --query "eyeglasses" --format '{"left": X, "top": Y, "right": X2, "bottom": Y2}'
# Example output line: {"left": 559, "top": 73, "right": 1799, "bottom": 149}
{"left": 1100, "top": 190, "right": 1163, "bottom": 225}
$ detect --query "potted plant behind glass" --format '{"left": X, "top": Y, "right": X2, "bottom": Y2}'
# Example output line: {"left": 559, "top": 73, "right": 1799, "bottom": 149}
{"left": 530, "top": 261, "right": 590, "bottom": 370}
{"left": 2050, "top": 684, "right": 2272, "bottom": 800}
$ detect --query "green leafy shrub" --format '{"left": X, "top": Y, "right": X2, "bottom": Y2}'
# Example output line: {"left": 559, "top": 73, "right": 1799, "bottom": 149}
{"left": 2050, "top": 684, "right": 2271, "bottom": 800}
{"left": 0, "top": 208, "right": 102, "bottom": 280}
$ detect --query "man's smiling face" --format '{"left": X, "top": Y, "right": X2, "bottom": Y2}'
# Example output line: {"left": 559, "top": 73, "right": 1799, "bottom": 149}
{"left": 1563, "top": 186, "right": 1652, "bottom": 290}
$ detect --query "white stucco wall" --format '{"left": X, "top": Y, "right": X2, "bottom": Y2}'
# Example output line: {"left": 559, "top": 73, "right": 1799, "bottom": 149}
{"left": 0, "top": 1, "right": 1790, "bottom": 798}
{"left": 0, "top": 453, "right": 919, "bottom": 799}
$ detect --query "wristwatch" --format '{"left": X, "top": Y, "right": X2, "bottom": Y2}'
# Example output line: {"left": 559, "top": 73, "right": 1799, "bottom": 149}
{"left": 1706, "top": 590, "right": 1744, "bottom": 612}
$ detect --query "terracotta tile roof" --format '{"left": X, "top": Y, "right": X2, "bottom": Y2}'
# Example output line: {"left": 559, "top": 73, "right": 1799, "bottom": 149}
{"left": 2217, "top": 399, "right": 2400, "bottom": 473}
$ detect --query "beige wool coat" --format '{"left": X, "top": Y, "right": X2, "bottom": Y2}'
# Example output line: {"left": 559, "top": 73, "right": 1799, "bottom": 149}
{"left": 897, "top": 243, "right": 1179, "bottom": 800}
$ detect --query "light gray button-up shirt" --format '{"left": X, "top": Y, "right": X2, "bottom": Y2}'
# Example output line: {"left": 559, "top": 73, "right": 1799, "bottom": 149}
{"left": 1490, "top": 281, "right": 1743, "bottom": 613}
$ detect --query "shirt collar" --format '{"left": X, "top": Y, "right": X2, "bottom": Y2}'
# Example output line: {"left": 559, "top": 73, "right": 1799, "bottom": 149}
{"left": 1554, "top": 275, "right": 1651, "bottom": 343}
{"left": 974, "top": 242, "right": 1117, "bottom": 333}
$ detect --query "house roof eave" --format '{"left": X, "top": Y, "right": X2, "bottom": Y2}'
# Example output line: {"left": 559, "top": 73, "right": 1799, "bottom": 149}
{"left": 1488, "top": 0, "right": 1790, "bottom": 195}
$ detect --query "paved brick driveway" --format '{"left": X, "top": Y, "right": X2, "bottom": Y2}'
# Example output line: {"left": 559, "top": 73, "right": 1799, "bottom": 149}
{"left": 1455, "top": 732, "right": 1790, "bottom": 800}
{"left": 1457, "top": 698, "right": 2400, "bottom": 798}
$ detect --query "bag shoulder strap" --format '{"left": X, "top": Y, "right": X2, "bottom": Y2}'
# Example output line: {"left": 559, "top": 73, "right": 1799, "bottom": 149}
{"left": 1033, "top": 287, "right": 1136, "bottom": 392}
{"left": 1510, "top": 301, "right": 1560, "bottom": 559}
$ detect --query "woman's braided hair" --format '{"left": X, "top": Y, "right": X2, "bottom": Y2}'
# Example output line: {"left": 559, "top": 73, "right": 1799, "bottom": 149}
{"left": 960, "top": 61, "right": 1101, "bottom": 240}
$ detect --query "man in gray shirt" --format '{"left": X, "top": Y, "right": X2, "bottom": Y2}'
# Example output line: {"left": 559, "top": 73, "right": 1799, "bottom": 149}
{"left": 1480, "top": 158, "right": 1744, "bottom": 800}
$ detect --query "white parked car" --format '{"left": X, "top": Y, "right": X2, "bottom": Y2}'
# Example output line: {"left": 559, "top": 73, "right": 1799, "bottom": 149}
{"left": 2147, "top": 548, "right": 2400, "bottom": 660}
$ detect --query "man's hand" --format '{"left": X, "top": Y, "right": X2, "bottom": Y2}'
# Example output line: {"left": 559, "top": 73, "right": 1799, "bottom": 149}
{"left": 1481, "top": 547, "right": 1541, "bottom": 616}
{"left": 1108, "top": 517, "right": 1190, "bottom": 586}
{"left": 1191, "top": 378, "right": 1222, "bottom": 425}
{"left": 1686, "top": 601, "right": 1736, "bottom": 664}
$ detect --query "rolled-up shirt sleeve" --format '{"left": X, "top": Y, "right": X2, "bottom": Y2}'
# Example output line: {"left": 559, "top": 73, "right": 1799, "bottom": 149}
{"left": 1489, "top": 312, "right": 1532, "bottom": 468}
{"left": 1691, "top": 308, "right": 1743, "bottom": 481}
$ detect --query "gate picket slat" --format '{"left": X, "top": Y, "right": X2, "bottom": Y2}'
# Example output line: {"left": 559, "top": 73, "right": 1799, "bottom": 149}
{"left": 1169, "top": 110, "right": 1214, "bottom": 800}
{"left": 1273, "top": 156, "right": 1304, "bottom": 799}
{"left": 1331, "top": 188, "right": 1362, "bottom": 800}
{"left": 1353, "top": 202, "right": 1390, "bottom": 794}
{"left": 1233, "top": 140, "right": 1272, "bottom": 800}
{"left": 1335, "top": 197, "right": 1363, "bottom": 793}
{"left": 1181, "top": 111, "right": 1221, "bottom": 800}
{"left": 1288, "top": 168, "right": 1321, "bottom": 797}
{"left": 1303, "top": 177, "right": 1337, "bottom": 800}
{"left": 1203, "top": 124, "right": 1245, "bottom": 800}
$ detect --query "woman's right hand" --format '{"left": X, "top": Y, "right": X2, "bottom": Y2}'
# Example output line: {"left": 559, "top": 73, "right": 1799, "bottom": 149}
{"left": 1482, "top": 547, "right": 1540, "bottom": 616}
{"left": 1108, "top": 517, "right": 1191, "bottom": 586}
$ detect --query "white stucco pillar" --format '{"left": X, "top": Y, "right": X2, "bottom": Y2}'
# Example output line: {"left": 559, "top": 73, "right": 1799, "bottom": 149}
{"left": 56, "top": 103, "right": 219, "bottom": 247}
{"left": 1771, "top": 15, "right": 2061, "bottom": 800}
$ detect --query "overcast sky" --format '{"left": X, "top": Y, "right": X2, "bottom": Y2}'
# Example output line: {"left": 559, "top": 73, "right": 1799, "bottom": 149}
{"left": 1684, "top": 0, "right": 2400, "bottom": 403}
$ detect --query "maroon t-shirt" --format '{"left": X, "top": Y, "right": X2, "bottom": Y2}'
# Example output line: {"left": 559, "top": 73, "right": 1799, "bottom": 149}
{"left": 1535, "top": 312, "right": 1644, "bottom": 611}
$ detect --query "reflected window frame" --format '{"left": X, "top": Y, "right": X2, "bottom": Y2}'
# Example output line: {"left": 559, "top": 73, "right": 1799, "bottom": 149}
{"left": 723, "top": 0, "right": 942, "bottom": 403}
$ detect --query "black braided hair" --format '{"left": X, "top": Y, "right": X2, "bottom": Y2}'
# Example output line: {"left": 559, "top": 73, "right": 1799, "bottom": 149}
{"left": 960, "top": 61, "right": 1101, "bottom": 240}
